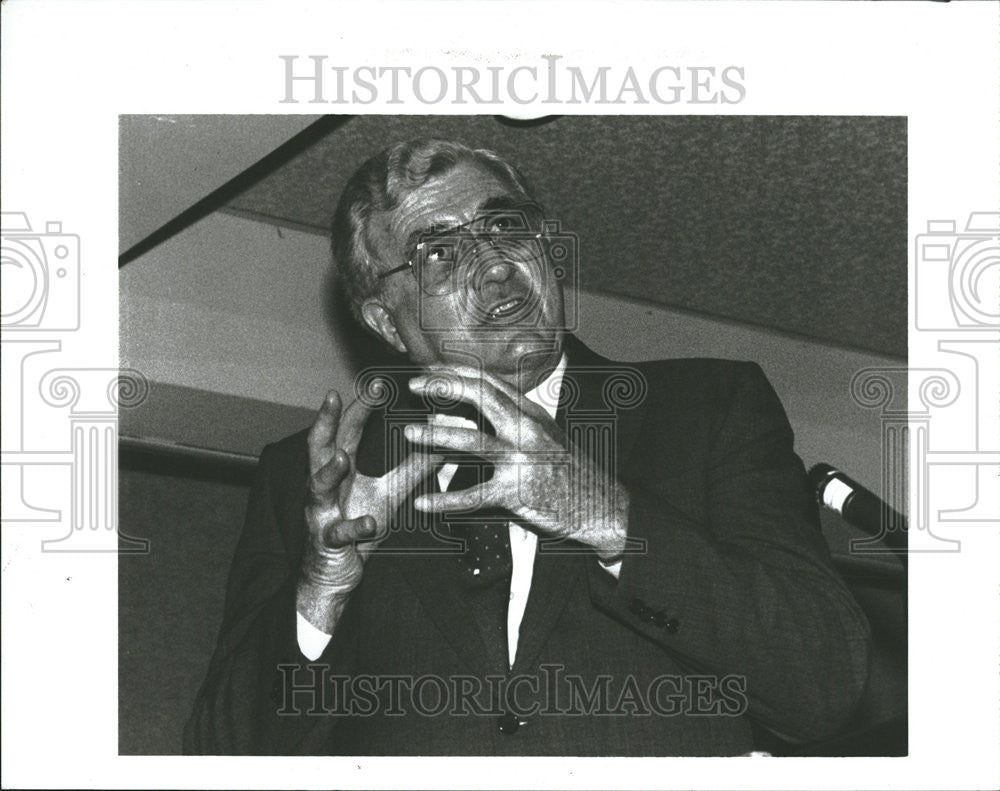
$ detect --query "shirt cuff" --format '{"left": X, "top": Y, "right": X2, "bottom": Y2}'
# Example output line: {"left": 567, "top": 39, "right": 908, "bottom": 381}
{"left": 296, "top": 611, "right": 333, "bottom": 661}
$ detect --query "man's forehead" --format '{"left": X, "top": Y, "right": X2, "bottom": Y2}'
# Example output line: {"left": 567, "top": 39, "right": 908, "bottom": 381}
{"left": 387, "top": 161, "right": 520, "bottom": 240}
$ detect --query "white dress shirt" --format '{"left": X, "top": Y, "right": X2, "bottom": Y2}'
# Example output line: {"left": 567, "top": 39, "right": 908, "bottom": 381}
{"left": 297, "top": 354, "right": 621, "bottom": 665}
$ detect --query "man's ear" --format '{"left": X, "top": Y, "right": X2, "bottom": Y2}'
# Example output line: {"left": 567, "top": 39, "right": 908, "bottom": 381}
{"left": 361, "top": 298, "right": 408, "bottom": 355}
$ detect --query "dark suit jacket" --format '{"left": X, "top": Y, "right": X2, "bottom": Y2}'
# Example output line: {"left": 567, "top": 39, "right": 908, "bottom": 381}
{"left": 184, "top": 337, "right": 871, "bottom": 755}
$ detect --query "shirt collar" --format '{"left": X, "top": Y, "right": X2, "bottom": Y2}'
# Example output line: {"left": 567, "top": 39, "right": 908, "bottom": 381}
{"left": 523, "top": 353, "right": 568, "bottom": 420}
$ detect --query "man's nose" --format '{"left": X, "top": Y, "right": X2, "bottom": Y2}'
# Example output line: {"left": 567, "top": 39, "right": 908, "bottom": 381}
{"left": 472, "top": 244, "right": 518, "bottom": 287}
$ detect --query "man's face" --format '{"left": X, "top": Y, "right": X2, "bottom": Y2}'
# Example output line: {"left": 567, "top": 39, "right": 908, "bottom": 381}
{"left": 363, "top": 160, "right": 566, "bottom": 391}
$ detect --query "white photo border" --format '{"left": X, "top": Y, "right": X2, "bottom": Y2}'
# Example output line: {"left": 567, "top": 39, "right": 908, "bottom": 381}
{"left": 1, "top": 1, "right": 998, "bottom": 789}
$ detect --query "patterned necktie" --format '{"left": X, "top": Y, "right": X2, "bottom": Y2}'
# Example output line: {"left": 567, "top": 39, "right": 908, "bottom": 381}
{"left": 446, "top": 459, "right": 513, "bottom": 587}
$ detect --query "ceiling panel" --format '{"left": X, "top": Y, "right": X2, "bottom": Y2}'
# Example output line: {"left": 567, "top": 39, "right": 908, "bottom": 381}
{"left": 119, "top": 114, "right": 320, "bottom": 255}
{"left": 220, "top": 115, "right": 906, "bottom": 358}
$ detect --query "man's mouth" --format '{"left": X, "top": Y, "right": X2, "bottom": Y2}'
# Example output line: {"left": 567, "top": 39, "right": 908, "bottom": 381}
{"left": 486, "top": 296, "right": 527, "bottom": 321}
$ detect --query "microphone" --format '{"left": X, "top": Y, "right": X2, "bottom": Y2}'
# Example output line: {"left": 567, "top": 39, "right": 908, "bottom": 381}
{"left": 807, "top": 463, "right": 907, "bottom": 553}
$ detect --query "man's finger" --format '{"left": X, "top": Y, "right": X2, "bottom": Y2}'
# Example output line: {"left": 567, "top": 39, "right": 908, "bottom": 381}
{"left": 413, "top": 484, "right": 493, "bottom": 514}
{"left": 403, "top": 424, "right": 502, "bottom": 456}
{"left": 431, "top": 363, "right": 523, "bottom": 403}
{"left": 307, "top": 391, "right": 343, "bottom": 470}
{"left": 409, "top": 372, "right": 515, "bottom": 426}
{"left": 335, "top": 397, "right": 372, "bottom": 457}
{"left": 447, "top": 365, "right": 555, "bottom": 422}
{"left": 384, "top": 451, "right": 443, "bottom": 510}
{"left": 466, "top": 365, "right": 553, "bottom": 423}
{"left": 322, "top": 514, "right": 377, "bottom": 548}
{"left": 308, "top": 449, "right": 350, "bottom": 501}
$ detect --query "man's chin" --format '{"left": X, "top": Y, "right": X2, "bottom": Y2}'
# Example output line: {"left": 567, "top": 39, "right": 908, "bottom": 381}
{"left": 485, "top": 328, "right": 564, "bottom": 388}
{"left": 429, "top": 324, "right": 564, "bottom": 381}
{"left": 506, "top": 325, "right": 562, "bottom": 352}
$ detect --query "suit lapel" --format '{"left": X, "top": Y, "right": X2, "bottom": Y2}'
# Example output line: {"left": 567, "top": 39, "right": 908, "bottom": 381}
{"left": 509, "top": 542, "right": 587, "bottom": 674}
{"left": 557, "top": 335, "right": 648, "bottom": 473}
{"left": 358, "top": 388, "right": 500, "bottom": 677}
{"left": 380, "top": 474, "right": 502, "bottom": 677}
{"left": 511, "top": 337, "right": 649, "bottom": 672}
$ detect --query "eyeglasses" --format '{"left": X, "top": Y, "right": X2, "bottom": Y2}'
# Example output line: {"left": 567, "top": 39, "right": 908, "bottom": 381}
{"left": 377, "top": 202, "right": 547, "bottom": 296}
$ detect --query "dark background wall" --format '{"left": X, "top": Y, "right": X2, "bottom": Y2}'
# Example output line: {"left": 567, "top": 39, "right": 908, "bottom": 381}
{"left": 119, "top": 470, "right": 249, "bottom": 755}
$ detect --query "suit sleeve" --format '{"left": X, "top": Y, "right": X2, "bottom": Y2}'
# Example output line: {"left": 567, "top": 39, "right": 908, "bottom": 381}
{"left": 588, "top": 362, "right": 872, "bottom": 742}
{"left": 183, "top": 443, "right": 354, "bottom": 755}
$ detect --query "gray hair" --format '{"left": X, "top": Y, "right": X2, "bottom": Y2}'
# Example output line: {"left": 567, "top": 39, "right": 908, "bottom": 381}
{"left": 331, "top": 138, "right": 534, "bottom": 325}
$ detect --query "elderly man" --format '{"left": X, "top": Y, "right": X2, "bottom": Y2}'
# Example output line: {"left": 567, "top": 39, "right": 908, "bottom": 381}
{"left": 185, "top": 138, "right": 870, "bottom": 756}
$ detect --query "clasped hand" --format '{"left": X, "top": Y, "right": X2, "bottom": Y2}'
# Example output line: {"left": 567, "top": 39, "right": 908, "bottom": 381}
{"left": 298, "top": 367, "right": 630, "bottom": 632}
{"left": 405, "top": 365, "right": 628, "bottom": 561}
{"left": 298, "top": 391, "right": 441, "bottom": 632}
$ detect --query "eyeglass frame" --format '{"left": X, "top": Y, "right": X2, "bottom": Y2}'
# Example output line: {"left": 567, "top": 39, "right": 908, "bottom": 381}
{"left": 375, "top": 201, "right": 548, "bottom": 295}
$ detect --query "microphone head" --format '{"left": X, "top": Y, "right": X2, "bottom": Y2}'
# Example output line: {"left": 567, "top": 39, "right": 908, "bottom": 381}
{"left": 806, "top": 463, "right": 837, "bottom": 495}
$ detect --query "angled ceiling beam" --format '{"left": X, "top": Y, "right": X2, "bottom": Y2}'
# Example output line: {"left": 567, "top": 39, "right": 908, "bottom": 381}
{"left": 119, "top": 114, "right": 350, "bottom": 266}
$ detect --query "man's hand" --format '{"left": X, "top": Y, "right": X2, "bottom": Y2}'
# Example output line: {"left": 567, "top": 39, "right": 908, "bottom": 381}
{"left": 405, "top": 367, "right": 629, "bottom": 562}
{"left": 297, "top": 390, "right": 440, "bottom": 635}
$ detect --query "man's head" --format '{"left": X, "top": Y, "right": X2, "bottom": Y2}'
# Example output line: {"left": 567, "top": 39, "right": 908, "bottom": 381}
{"left": 332, "top": 139, "right": 567, "bottom": 392}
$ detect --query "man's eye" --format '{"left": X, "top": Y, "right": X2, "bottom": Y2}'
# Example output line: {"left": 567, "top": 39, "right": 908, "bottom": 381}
{"left": 423, "top": 244, "right": 453, "bottom": 263}
{"left": 487, "top": 214, "right": 520, "bottom": 234}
